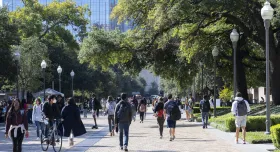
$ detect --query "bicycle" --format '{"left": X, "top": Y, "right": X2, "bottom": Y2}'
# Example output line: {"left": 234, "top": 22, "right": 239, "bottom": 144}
{"left": 41, "top": 119, "right": 63, "bottom": 152}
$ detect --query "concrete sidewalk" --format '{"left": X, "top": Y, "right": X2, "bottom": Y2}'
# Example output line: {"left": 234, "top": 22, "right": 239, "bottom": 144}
{"left": 81, "top": 107, "right": 274, "bottom": 152}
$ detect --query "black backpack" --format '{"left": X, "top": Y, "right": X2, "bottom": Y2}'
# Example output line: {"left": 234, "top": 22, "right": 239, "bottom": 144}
{"left": 117, "top": 101, "right": 130, "bottom": 121}
{"left": 201, "top": 100, "right": 210, "bottom": 112}
{"left": 237, "top": 100, "right": 247, "bottom": 116}
{"left": 169, "top": 102, "right": 181, "bottom": 121}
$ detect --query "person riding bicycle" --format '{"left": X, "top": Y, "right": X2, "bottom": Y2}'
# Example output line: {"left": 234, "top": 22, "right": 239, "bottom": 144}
{"left": 42, "top": 95, "right": 61, "bottom": 142}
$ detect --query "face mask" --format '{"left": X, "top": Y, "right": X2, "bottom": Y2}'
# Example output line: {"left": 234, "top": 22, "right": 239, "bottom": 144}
{"left": 53, "top": 99, "right": 57, "bottom": 103}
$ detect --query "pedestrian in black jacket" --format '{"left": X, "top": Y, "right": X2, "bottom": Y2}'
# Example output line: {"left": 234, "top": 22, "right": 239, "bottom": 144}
{"left": 200, "top": 95, "right": 211, "bottom": 129}
{"left": 62, "top": 97, "right": 86, "bottom": 146}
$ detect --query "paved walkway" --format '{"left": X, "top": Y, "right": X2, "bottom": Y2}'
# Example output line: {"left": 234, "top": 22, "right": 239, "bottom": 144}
{"left": 0, "top": 107, "right": 275, "bottom": 152}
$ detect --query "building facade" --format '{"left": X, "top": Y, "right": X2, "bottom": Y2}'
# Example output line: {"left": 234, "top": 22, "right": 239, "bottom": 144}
{"left": 1, "top": 0, "right": 132, "bottom": 32}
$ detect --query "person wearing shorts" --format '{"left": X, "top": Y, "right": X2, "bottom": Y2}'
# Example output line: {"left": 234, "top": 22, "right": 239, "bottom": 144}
{"left": 164, "top": 94, "right": 177, "bottom": 141}
{"left": 231, "top": 92, "right": 250, "bottom": 144}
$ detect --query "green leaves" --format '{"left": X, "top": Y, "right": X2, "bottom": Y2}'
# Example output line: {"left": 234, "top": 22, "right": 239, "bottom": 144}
{"left": 79, "top": 28, "right": 132, "bottom": 70}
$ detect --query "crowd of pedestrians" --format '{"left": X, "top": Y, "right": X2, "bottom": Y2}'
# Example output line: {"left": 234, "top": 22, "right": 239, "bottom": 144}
{"left": 3, "top": 90, "right": 251, "bottom": 152}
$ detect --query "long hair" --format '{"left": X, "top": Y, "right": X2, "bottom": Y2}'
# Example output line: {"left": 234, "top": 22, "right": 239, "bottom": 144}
{"left": 7, "top": 98, "right": 22, "bottom": 119}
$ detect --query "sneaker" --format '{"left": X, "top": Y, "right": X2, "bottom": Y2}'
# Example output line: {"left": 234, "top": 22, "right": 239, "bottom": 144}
{"left": 160, "top": 136, "right": 163, "bottom": 139}
{"left": 203, "top": 126, "right": 205, "bottom": 129}
{"left": 36, "top": 137, "right": 40, "bottom": 140}
{"left": 170, "top": 137, "right": 173, "bottom": 141}
{"left": 120, "top": 146, "right": 123, "bottom": 150}
{"left": 124, "top": 146, "right": 128, "bottom": 151}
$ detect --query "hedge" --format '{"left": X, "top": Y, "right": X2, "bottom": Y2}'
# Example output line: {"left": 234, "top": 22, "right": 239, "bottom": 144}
{"left": 210, "top": 115, "right": 280, "bottom": 132}
{"left": 193, "top": 107, "right": 231, "bottom": 114}
{"left": 271, "top": 124, "right": 280, "bottom": 149}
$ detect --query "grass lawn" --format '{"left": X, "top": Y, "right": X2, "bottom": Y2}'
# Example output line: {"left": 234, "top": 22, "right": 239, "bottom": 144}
{"left": 240, "top": 132, "right": 272, "bottom": 144}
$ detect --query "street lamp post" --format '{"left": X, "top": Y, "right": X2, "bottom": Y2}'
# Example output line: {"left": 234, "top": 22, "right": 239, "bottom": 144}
{"left": 14, "top": 50, "right": 20, "bottom": 99}
{"left": 261, "top": 1, "right": 274, "bottom": 135}
{"left": 57, "top": 66, "right": 62, "bottom": 92}
{"left": 41, "top": 60, "right": 47, "bottom": 102}
{"left": 230, "top": 29, "right": 239, "bottom": 97}
{"left": 199, "top": 61, "right": 204, "bottom": 94}
{"left": 212, "top": 46, "right": 219, "bottom": 117}
{"left": 70, "top": 70, "right": 75, "bottom": 97}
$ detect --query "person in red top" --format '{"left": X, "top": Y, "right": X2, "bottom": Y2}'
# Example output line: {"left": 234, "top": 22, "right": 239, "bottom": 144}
{"left": 5, "top": 98, "right": 29, "bottom": 152}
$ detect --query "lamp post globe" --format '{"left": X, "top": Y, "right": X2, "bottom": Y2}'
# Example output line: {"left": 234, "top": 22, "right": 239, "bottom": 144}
{"left": 70, "top": 70, "right": 75, "bottom": 77}
{"left": 57, "top": 65, "right": 62, "bottom": 74}
{"left": 230, "top": 29, "right": 239, "bottom": 43}
{"left": 261, "top": 1, "right": 274, "bottom": 20}
{"left": 212, "top": 46, "right": 219, "bottom": 57}
{"left": 14, "top": 51, "right": 20, "bottom": 61}
{"left": 41, "top": 60, "right": 47, "bottom": 69}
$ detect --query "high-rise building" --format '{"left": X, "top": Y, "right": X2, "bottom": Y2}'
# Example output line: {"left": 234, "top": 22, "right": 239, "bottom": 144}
{"left": 1, "top": 0, "right": 132, "bottom": 32}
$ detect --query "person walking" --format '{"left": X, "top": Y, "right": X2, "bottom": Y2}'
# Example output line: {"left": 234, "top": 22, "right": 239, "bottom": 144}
{"left": 106, "top": 96, "right": 116, "bottom": 136}
{"left": 115, "top": 93, "right": 132, "bottom": 151}
{"left": 32, "top": 98, "right": 44, "bottom": 140}
{"left": 131, "top": 95, "right": 138, "bottom": 121}
{"left": 61, "top": 97, "right": 86, "bottom": 146}
{"left": 200, "top": 95, "right": 211, "bottom": 129}
{"left": 138, "top": 99, "right": 146, "bottom": 123}
{"left": 188, "top": 94, "right": 195, "bottom": 122}
{"left": 231, "top": 92, "right": 250, "bottom": 144}
{"left": 154, "top": 97, "right": 165, "bottom": 139}
{"left": 184, "top": 99, "right": 190, "bottom": 121}
{"left": 89, "top": 94, "right": 99, "bottom": 129}
{"left": 164, "top": 94, "right": 181, "bottom": 141}
{"left": 5, "top": 98, "right": 29, "bottom": 152}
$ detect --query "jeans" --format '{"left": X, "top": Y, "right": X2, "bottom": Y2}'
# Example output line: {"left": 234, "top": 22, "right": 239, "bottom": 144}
{"left": 35, "top": 121, "right": 44, "bottom": 137}
{"left": 157, "top": 117, "right": 165, "bottom": 136}
{"left": 11, "top": 128, "right": 24, "bottom": 152}
{"left": 140, "top": 112, "right": 144, "bottom": 122}
{"left": 83, "top": 109, "right": 87, "bottom": 118}
{"left": 108, "top": 115, "right": 115, "bottom": 132}
{"left": 44, "top": 120, "right": 53, "bottom": 138}
{"left": 119, "top": 123, "right": 130, "bottom": 147}
{"left": 202, "top": 112, "right": 209, "bottom": 127}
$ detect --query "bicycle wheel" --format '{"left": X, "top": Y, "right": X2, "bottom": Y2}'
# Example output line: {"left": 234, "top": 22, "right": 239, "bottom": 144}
{"left": 41, "top": 132, "right": 49, "bottom": 151}
{"left": 52, "top": 129, "right": 63, "bottom": 152}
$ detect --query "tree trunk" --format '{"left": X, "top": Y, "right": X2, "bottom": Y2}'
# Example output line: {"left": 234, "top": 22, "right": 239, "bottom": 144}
{"left": 236, "top": 54, "right": 249, "bottom": 102}
{"left": 271, "top": 56, "right": 280, "bottom": 105}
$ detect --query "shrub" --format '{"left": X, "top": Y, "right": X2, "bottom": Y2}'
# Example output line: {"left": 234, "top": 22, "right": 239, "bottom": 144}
{"left": 211, "top": 115, "right": 280, "bottom": 132}
{"left": 219, "top": 87, "right": 233, "bottom": 102}
{"left": 271, "top": 124, "right": 280, "bottom": 149}
{"left": 193, "top": 107, "right": 231, "bottom": 114}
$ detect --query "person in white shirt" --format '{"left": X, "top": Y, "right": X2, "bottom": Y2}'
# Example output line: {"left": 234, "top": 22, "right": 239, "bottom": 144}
{"left": 231, "top": 92, "right": 250, "bottom": 144}
{"left": 32, "top": 98, "right": 44, "bottom": 140}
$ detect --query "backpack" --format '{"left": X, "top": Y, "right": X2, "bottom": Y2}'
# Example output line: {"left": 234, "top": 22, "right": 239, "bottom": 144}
{"left": 157, "top": 109, "right": 164, "bottom": 118}
{"left": 139, "top": 104, "right": 146, "bottom": 112}
{"left": 107, "top": 102, "right": 115, "bottom": 115}
{"left": 168, "top": 102, "right": 181, "bottom": 120}
{"left": 201, "top": 100, "right": 210, "bottom": 112}
{"left": 117, "top": 101, "right": 130, "bottom": 121}
{"left": 237, "top": 100, "right": 247, "bottom": 116}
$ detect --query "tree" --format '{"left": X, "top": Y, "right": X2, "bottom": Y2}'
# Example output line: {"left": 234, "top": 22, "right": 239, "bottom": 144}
{"left": 0, "top": 8, "right": 19, "bottom": 90}
{"left": 17, "top": 37, "right": 49, "bottom": 92}
{"left": 148, "top": 81, "right": 159, "bottom": 95}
